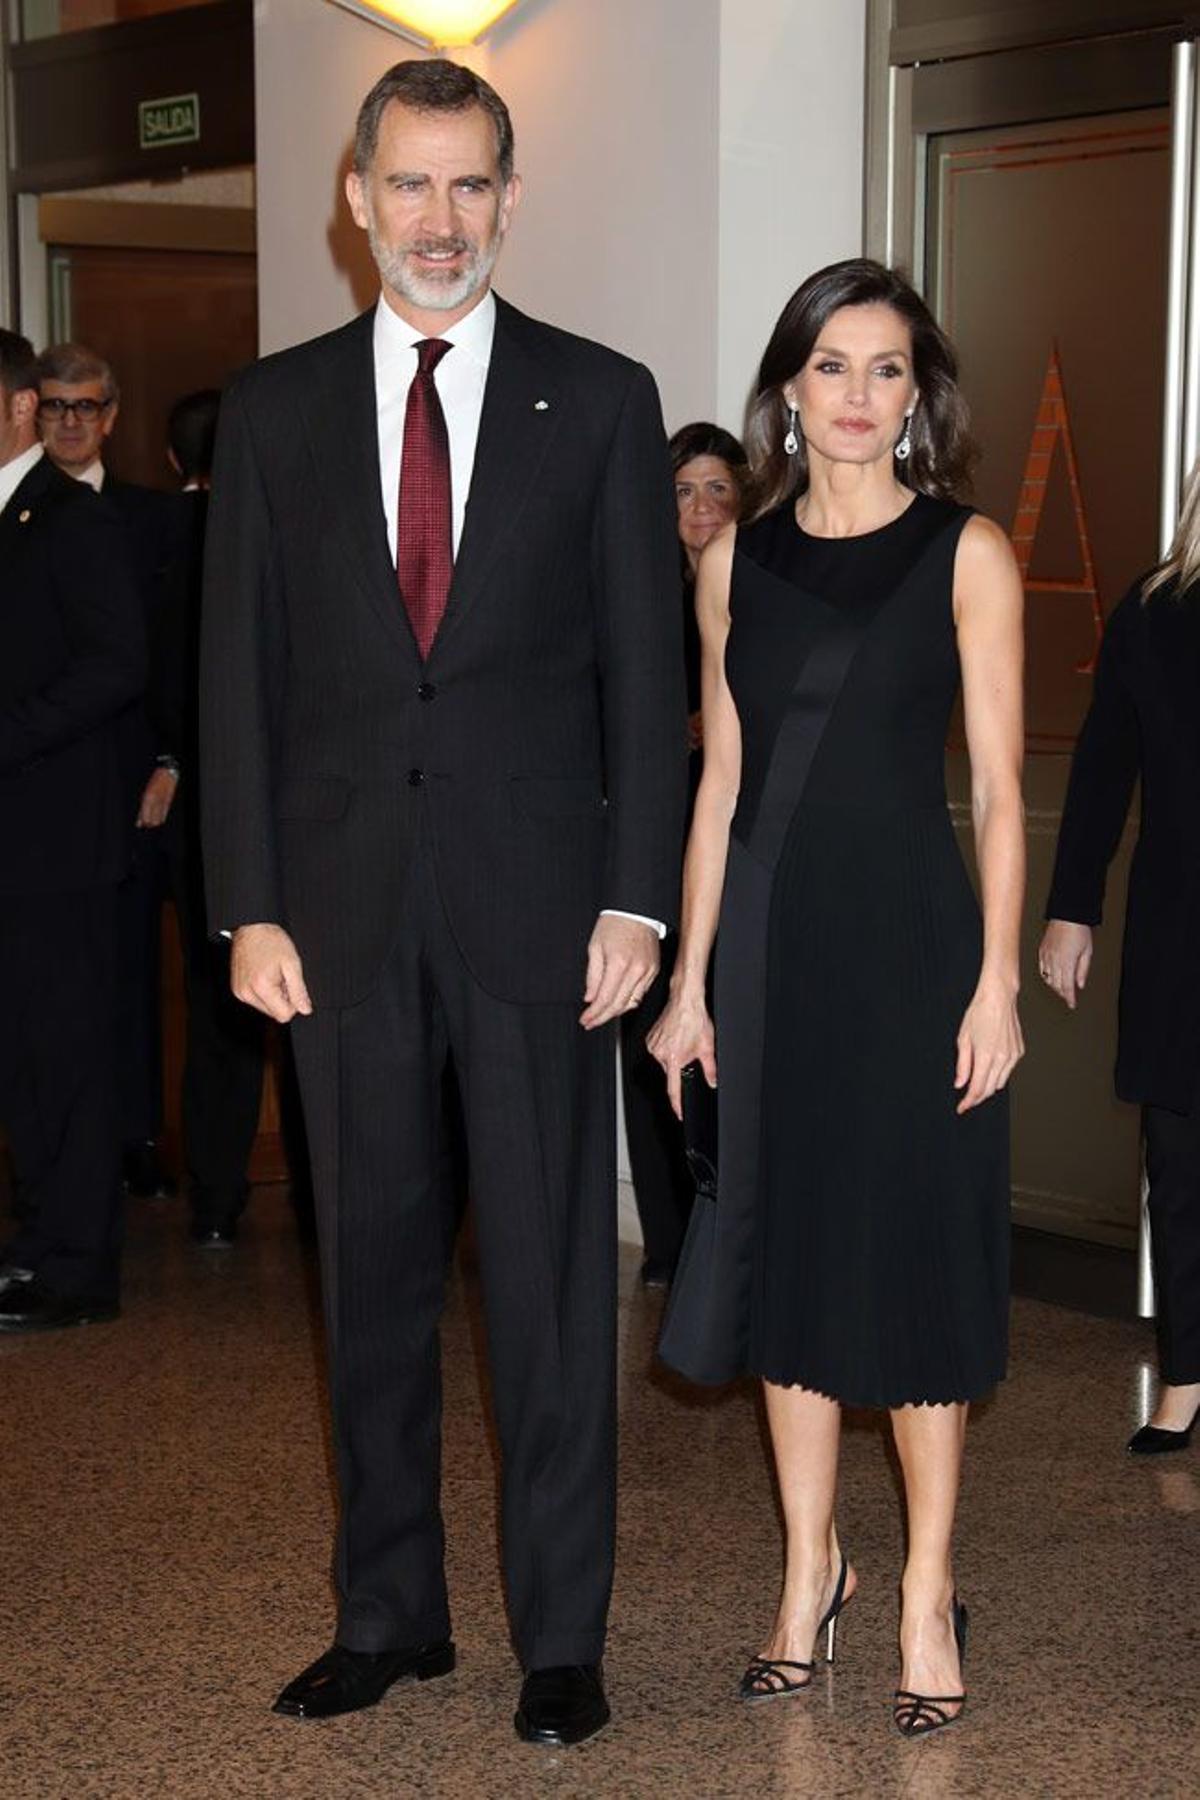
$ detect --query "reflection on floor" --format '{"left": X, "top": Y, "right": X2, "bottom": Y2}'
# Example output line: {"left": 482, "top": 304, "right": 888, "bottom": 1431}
{"left": 5, "top": 1187, "right": 1197, "bottom": 1799}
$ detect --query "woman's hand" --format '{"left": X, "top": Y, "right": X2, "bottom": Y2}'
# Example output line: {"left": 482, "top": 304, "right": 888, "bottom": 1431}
{"left": 954, "top": 973, "right": 1024, "bottom": 1114}
{"left": 1038, "top": 920, "right": 1093, "bottom": 1011}
{"left": 647, "top": 988, "right": 717, "bottom": 1120}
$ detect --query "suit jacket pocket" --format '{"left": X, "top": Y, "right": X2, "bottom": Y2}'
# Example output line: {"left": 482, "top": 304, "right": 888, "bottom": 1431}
{"left": 275, "top": 776, "right": 352, "bottom": 821}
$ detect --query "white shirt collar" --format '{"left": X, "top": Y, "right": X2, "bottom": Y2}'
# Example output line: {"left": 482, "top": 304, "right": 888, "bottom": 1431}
{"left": 74, "top": 458, "right": 106, "bottom": 492}
{"left": 0, "top": 442, "right": 44, "bottom": 514}
{"left": 374, "top": 286, "right": 496, "bottom": 370}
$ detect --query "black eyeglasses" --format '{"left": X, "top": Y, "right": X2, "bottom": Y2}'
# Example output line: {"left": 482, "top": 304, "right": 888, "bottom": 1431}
{"left": 38, "top": 397, "right": 113, "bottom": 420}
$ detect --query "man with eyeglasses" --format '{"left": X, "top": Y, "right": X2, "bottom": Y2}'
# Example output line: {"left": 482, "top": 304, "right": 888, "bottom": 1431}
{"left": 0, "top": 328, "right": 143, "bottom": 1331}
{"left": 37, "top": 344, "right": 179, "bottom": 1209}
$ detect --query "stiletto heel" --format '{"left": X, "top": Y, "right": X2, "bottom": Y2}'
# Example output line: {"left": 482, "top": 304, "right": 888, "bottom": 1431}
{"left": 821, "top": 1554, "right": 850, "bottom": 1666}
{"left": 892, "top": 1595, "right": 967, "bottom": 1737}
{"left": 738, "top": 1554, "right": 851, "bottom": 1702}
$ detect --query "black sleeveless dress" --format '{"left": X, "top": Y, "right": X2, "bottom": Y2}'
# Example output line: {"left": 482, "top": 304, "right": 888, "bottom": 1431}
{"left": 660, "top": 493, "right": 1010, "bottom": 1407}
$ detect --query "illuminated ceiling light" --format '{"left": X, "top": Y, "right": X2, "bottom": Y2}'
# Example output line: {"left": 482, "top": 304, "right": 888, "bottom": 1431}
{"left": 326, "top": 1, "right": 525, "bottom": 50}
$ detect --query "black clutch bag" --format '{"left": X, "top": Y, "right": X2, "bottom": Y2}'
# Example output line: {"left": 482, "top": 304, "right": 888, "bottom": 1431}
{"left": 680, "top": 1060, "right": 718, "bottom": 1200}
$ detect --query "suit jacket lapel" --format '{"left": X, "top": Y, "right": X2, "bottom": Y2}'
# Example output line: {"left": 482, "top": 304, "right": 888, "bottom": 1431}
{"left": 433, "top": 297, "right": 564, "bottom": 655}
{"left": 299, "top": 310, "right": 418, "bottom": 659}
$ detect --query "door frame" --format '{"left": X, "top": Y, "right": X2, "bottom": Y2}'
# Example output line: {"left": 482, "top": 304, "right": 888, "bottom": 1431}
{"left": 864, "top": 2, "right": 1188, "bottom": 273}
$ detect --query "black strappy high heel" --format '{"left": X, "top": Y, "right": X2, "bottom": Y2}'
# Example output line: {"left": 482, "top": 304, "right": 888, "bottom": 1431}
{"left": 892, "top": 1595, "right": 968, "bottom": 1737}
{"left": 738, "top": 1554, "right": 851, "bottom": 1702}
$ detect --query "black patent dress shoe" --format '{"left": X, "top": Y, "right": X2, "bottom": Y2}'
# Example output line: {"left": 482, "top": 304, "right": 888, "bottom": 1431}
{"left": 1128, "top": 1411, "right": 1199, "bottom": 1456}
{"left": 190, "top": 1218, "right": 237, "bottom": 1250}
{"left": 122, "top": 1140, "right": 178, "bottom": 1200}
{"left": 0, "top": 1264, "right": 35, "bottom": 1294}
{"left": 514, "top": 1664, "right": 610, "bottom": 1747}
{"left": 639, "top": 1257, "right": 675, "bottom": 1290}
{"left": 0, "top": 1277, "right": 119, "bottom": 1333}
{"left": 272, "top": 1640, "right": 455, "bottom": 1719}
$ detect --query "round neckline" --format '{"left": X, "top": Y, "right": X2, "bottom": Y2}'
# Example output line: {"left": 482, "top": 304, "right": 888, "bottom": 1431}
{"left": 791, "top": 490, "right": 923, "bottom": 543}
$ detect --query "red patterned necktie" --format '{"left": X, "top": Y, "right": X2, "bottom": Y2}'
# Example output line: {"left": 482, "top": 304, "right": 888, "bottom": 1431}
{"left": 397, "top": 337, "right": 453, "bottom": 658}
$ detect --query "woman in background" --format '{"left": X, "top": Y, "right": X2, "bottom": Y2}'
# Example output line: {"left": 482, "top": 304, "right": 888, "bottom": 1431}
{"left": 622, "top": 424, "right": 748, "bottom": 1286}
{"left": 1041, "top": 462, "right": 1200, "bottom": 1455}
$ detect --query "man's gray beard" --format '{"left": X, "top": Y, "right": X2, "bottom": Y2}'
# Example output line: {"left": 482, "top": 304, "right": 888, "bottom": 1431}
{"left": 369, "top": 223, "right": 502, "bottom": 313}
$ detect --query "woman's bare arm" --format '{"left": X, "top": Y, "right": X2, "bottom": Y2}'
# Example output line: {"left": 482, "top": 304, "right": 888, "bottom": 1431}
{"left": 647, "top": 523, "right": 741, "bottom": 1116}
{"left": 952, "top": 513, "right": 1026, "bottom": 1113}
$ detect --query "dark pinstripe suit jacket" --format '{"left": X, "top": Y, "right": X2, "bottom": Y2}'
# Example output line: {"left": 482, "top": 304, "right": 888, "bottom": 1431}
{"left": 200, "top": 295, "right": 686, "bottom": 1009}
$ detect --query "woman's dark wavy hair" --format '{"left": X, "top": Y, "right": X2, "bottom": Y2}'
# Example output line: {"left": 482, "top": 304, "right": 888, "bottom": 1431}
{"left": 744, "top": 258, "right": 975, "bottom": 521}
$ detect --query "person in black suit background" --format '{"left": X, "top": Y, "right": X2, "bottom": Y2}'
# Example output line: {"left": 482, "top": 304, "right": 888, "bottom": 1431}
{"left": 151, "top": 391, "right": 268, "bottom": 1248}
{"left": 0, "top": 329, "right": 143, "bottom": 1331}
{"left": 1042, "top": 465, "right": 1200, "bottom": 1455}
{"left": 200, "top": 61, "right": 684, "bottom": 1745}
{"left": 38, "top": 343, "right": 178, "bottom": 1203}
{"left": 620, "top": 422, "right": 747, "bottom": 1285}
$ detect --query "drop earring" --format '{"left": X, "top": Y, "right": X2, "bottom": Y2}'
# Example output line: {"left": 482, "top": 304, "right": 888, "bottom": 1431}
{"left": 894, "top": 412, "right": 913, "bottom": 462}
{"left": 783, "top": 406, "right": 799, "bottom": 456}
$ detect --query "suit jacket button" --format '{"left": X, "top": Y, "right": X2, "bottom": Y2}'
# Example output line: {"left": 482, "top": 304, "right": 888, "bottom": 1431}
{"left": 407, "top": 768, "right": 424, "bottom": 786}
{"left": 417, "top": 682, "right": 437, "bottom": 701}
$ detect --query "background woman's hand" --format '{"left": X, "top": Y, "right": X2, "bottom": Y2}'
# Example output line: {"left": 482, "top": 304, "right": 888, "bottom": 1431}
{"left": 647, "top": 989, "right": 717, "bottom": 1119}
{"left": 1038, "top": 919, "right": 1093, "bottom": 1011}
{"left": 954, "top": 974, "right": 1024, "bottom": 1114}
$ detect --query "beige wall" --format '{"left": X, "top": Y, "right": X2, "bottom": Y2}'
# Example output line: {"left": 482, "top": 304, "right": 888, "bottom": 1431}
{"left": 718, "top": 0, "right": 867, "bottom": 427}
{"left": 253, "top": 0, "right": 866, "bottom": 437}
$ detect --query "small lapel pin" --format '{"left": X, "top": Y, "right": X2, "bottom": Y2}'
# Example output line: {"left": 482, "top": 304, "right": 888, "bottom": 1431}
{"left": 534, "top": 399, "right": 550, "bottom": 412}
{"left": 18, "top": 509, "right": 31, "bottom": 523}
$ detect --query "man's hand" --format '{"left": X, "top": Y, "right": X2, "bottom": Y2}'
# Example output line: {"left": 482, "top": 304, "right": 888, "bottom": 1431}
{"left": 1038, "top": 919, "right": 1093, "bottom": 1011}
{"left": 231, "top": 922, "right": 313, "bottom": 1023}
{"left": 136, "top": 767, "right": 178, "bottom": 828}
{"left": 580, "top": 915, "right": 660, "bottom": 1030}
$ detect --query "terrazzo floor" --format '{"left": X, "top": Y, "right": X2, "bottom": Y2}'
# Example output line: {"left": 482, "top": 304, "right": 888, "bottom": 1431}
{"left": 4, "top": 1186, "right": 1197, "bottom": 1799}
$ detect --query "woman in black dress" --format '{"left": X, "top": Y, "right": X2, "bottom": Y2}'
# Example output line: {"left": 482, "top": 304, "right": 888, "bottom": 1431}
{"left": 1040, "top": 462, "right": 1200, "bottom": 1456}
{"left": 622, "top": 423, "right": 749, "bottom": 1285}
{"left": 648, "top": 261, "right": 1024, "bottom": 1735}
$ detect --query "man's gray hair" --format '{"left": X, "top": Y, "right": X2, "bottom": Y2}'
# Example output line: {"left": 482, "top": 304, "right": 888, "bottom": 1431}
{"left": 36, "top": 342, "right": 120, "bottom": 404}
{"left": 353, "top": 57, "right": 515, "bottom": 184}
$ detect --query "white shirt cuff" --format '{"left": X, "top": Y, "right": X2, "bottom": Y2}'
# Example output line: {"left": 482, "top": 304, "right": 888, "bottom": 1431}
{"left": 601, "top": 909, "right": 667, "bottom": 939}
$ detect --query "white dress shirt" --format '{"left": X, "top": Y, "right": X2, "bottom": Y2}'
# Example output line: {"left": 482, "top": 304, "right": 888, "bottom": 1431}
{"left": 372, "top": 287, "right": 665, "bottom": 943}
{"left": 0, "top": 442, "right": 43, "bottom": 513}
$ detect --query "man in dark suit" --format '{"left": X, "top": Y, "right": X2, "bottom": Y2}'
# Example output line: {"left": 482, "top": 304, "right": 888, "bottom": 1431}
{"left": 151, "top": 390, "right": 269, "bottom": 1248}
{"left": 201, "top": 60, "right": 684, "bottom": 1745}
{"left": 38, "top": 343, "right": 178, "bottom": 1203}
{"left": 0, "top": 329, "right": 144, "bottom": 1331}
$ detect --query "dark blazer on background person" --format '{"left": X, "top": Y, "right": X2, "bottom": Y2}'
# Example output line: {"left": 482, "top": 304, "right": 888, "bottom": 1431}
{"left": 150, "top": 490, "right": 207, "bottom": 841}
{"left": 100, "top": 475, "right": 178, "bottom": 800}
{"left": 0, "top": 452, "right": 143, "bottom": 1307}
{"left": 151, "top": 486, "right": 267, "bottom": 1235}
{"left": 202, "top": 296, "right": 685, "bottom": 1005}
{"left": 0, "top": 456, "right": 143, "bottom": 890}
{"left": 1046, "top": 576, "right": 1200, "bottom": 1113}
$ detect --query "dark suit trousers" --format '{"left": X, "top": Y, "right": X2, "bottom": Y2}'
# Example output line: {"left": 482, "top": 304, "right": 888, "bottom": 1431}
{"left": 1144, "top": 1083, "right": 1200, "bottom": 1385}
{"left": 116, "top": 830, "right": 167, "bottom": 1143}
{"left": 166, "top": 828, "right": 264, "bottom": 1212}
{"left": 0, "top": 887, "right": 123, "bottom": 1300}
{"left": 289, "top": 836, "right": 617, "bottom": 1669}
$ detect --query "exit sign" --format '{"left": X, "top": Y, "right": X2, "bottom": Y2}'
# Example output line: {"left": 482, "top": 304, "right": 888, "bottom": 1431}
{"left": 138, "top": 93, "right": 201, "bottom": 151}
